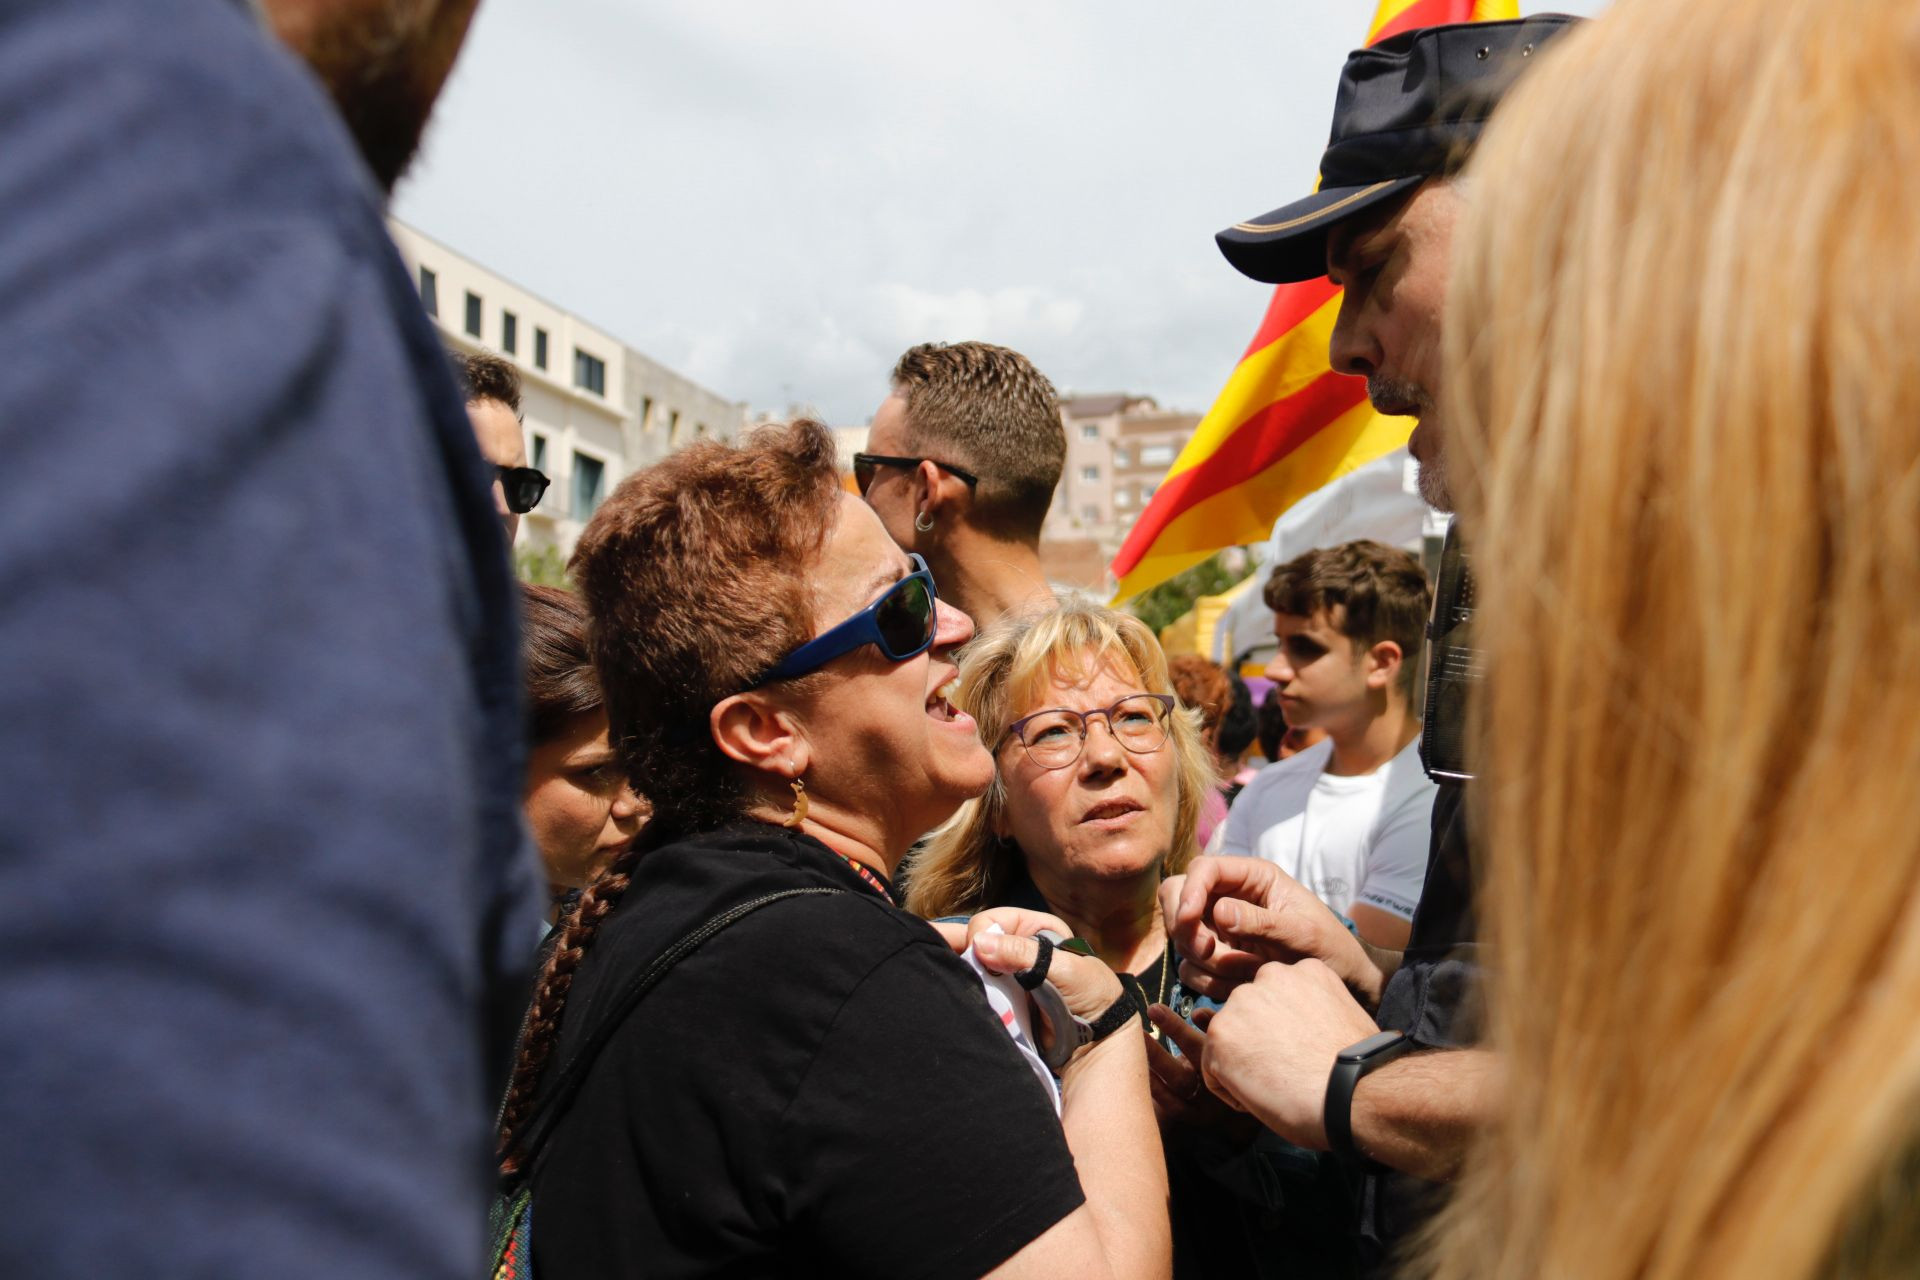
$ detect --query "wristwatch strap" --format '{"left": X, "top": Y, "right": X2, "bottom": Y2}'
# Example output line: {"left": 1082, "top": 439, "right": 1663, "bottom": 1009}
{"left": 1324, "top": 1029, "right": 1415, "bottom": 1165}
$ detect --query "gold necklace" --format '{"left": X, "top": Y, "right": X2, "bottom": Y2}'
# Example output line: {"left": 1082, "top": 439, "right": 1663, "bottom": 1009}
{"left": 1136, "top": 944, "right": 1172, "bottom": 1044}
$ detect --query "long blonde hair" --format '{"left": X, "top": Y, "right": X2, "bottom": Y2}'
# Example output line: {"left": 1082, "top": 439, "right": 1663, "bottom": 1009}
{"left": 906, "top": 599, "right": 1212, "bottom": 919}
{"left": 1428, "top": 0, "right": 1920, "bottom": 1276}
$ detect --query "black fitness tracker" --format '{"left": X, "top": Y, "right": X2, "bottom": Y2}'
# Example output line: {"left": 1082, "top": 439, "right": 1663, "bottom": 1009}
{"left": 1324, "top": 1029, "right": 1415, "bottom": 1165}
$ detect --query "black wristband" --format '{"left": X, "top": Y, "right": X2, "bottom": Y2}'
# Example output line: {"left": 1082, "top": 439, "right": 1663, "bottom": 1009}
{"left": 1323, "top": 1030, "right": 1414, "bottom": 1166}
{"left": 1083, "top": 985, "right": 1142, "bottom": 1042}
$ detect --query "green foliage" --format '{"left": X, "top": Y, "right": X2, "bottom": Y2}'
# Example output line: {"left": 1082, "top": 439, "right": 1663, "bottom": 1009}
{"left": 1127, "top": 550, "right": 1253, "bottom": 634}
{"left": 515, "top": 543, "right": 571, "bottom": 588}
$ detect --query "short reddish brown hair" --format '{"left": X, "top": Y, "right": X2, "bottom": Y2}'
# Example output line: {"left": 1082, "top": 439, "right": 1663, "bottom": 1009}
{"left": 569, "top": 419, "right": 842, "bottom": 839}
{"left": 1167, "top": 654, "right": 1234, "bottom": 739}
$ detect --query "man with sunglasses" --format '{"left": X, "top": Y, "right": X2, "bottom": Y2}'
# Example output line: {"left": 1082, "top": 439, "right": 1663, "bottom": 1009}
{"left": 458, "top": 351, "right": 550, "bottom": 542}
{"left": 858, "top": 341, "right": 1065, "bottom": 629}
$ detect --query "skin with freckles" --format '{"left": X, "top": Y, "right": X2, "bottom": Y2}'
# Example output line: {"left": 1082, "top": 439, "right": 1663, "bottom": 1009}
{"left": 1326, "top": 180, "right": 1463, "bottom": 511}
{"left": 995, "top": 659, "right": 1179, "bottom": 976}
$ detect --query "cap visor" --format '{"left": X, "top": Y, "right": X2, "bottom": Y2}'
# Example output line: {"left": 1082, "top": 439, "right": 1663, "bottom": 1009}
{"left": 1215, "top": 176, "right": 1425, "bottom": 284}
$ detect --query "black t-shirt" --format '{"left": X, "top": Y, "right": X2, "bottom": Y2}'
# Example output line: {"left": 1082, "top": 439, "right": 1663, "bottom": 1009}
{"left": 1360, "top": 779, "right": 1482, "bottom": 1272}
{"left": 529, "top": 824, "right": 1086, "bottom": 1279}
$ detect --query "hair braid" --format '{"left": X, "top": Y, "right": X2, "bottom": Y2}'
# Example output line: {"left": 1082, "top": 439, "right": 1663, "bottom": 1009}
{"left": 496, "top": 840, "right": 645, "bottom": 1177}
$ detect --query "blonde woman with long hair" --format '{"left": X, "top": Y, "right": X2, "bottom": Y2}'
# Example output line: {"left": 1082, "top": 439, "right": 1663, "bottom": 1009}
{"left": 1426, "top": 0, "right": 1920, "bottom": 1275}
{"left": 909, "top": 599, "right": 1363, "bottom": 1277}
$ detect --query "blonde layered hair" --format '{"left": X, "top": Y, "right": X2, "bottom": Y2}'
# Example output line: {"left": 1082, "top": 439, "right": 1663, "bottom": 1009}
{"left": 906, "top": 600, "right": 1212, "bottom": 919}
{"left": 1428, "top": 0, "right": 1920, "bottom": 1276}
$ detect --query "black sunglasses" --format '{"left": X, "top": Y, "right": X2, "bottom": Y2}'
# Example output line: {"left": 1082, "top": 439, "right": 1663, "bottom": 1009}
{"left": 852, "top": 452, "right": 980, "bottom": 497}
{"left": 497, "top": 465, "right": 550, "bottom": 514}
{"left": 756, "top": 554, "right": 939, "bottom": 685}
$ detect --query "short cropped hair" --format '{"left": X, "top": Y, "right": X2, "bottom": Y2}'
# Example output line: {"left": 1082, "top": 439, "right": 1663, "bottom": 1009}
{"left": 456, "top": 350, "right": 522, "bottom": 418}
{"left": 1264, "top": 540, "right": 1431, "bottom": 697}
{"left": 890, "top": 341, "right": 1064, "bottom": 542}
{"left": 569, "top": 419, "right": 842, "bottom": 840}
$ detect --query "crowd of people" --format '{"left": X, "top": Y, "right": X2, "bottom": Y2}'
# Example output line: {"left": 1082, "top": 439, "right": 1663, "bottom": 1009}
{"left": 10, "top": 0, "right": 1920, "bottom": 1277}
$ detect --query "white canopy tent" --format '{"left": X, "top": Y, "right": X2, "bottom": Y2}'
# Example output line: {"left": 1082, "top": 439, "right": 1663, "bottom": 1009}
{"left": 1211, "top": 448, "right": 1438, "bottom": 669}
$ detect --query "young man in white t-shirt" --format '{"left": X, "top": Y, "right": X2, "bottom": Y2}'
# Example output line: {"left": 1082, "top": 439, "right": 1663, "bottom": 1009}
{"left": 1212, "top": 539, "right": 1435, "bottom": 948}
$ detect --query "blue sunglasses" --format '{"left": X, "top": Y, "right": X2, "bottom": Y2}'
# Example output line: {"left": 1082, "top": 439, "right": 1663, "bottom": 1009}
{"left": 757, "top": 553, "right": 939, "bottom": 685}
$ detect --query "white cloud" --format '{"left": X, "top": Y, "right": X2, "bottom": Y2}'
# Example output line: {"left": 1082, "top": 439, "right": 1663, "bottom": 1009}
{"left": 397, "top": 0, "right": 1608, "bottom": 423}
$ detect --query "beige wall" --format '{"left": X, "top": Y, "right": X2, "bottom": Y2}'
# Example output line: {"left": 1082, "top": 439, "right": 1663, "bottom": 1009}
{"left": 389, "top": 219, "right": 746, "bottom": 560}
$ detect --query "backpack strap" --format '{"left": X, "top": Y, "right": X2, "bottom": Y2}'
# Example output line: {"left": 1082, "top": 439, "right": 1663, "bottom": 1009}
{"left": 507, "top": 885, "right": 847, "bottom": 1182}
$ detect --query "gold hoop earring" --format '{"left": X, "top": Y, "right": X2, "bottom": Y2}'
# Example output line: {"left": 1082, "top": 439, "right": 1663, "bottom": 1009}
{"left": 784, "top": 777, "right": 809, "bottom": 828}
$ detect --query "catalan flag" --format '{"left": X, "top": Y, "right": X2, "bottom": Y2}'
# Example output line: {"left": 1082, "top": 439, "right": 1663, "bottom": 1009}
{"left": 1109, "top": 0, "right": 1517, "bottom": 602}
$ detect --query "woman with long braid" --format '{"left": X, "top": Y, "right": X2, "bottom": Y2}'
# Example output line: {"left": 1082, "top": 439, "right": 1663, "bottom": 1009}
{"left": 496, "top": 419, "right": 1169, "bottom": 1280}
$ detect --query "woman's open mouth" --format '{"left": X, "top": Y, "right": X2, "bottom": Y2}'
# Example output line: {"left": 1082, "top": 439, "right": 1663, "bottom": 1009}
{"left": 1080, "top": 798, "right": 1144, "bottom": 825}
{"left": 926, "top": 678, "right": 967, "bottom": 724}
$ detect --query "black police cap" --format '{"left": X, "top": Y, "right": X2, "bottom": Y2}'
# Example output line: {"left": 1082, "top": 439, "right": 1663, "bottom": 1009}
{"left": 1217, "top": 15, "right": 1581, "bottom": 285}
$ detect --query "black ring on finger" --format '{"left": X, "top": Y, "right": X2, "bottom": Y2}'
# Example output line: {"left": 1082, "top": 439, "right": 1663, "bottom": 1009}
{"left": 1015, "top": 934, "right": 1054, "bottom": 990}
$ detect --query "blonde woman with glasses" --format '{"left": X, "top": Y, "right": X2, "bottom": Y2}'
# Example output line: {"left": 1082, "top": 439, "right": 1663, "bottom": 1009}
{"left": 1424, "top": 0, "right": 1920, "bottom": 1275}
{"left": 910, "top": 600, "right": 1362, "bottom": 1277}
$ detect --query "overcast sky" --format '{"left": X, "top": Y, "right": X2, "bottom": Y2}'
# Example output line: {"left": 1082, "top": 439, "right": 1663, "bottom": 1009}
{"left": 396, "top": 1, "right": 1603, "bottom": 425}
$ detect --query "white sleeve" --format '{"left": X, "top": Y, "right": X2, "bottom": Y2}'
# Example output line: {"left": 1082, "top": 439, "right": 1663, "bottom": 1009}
{"left": 1352, "top": 787, "right": 1436, "bottom": 920}
{"left": 1213, "top": 779, "right": 1256, "bottom": 857}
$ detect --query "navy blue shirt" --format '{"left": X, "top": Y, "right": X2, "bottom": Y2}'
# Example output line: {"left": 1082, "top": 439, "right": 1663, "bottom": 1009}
{"left": 0, "top": 1, "right": 537, "bottom": 1275}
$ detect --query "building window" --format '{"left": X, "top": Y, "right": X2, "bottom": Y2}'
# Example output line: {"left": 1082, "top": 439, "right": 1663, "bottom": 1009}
{"left": 1142, "top": 483, "right": 1158, "bottom": 500}
{"left": 1113, "top": 448, "right": 1129, "bottom": 467}
{"left": 573, "top": 452, "right": 606, "bottom": 518}
{"left": 1081, "top": 424, "right": 1099, "bottom": 440}
{"left": 573, "top": 348, "right": 606, "bottom": 396}
{"left": 639, "top": 396, "right": 654, "bottom": 431}
{"left": 533, "top": 328, "right": 549, "bottom": 370}
{"left": 1115, "top": 488, "right": 1133, "bottom": 509}
{"left": 1081, "top": 504, "right": 1100, "bottom": 521}
{"left": 501, "top": 311, "right": 518, "bottom": 355}
{"left": 418, "top": 267, "right": 438, "bottom": 317}
{"left": 695, "top": 422, "right": 707, "bottom": 437}
{"left": 1081, "top": 465, "right": 1099, "bottom": 482}
{"left": 1140, "top": 443, "right": 1177, "bottom": 467}
{"left": 464, "top": 291, "right": 482, "bottom": 338}
{"left": 668, "top": 410, "right": 682, "bottom": 445}
{"left": 531, "top": 434, "right": 547, "bottom": 475}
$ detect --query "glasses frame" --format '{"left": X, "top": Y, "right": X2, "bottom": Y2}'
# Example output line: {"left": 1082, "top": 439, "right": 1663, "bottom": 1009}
{"left": 852, "top": 452, "right": 981, "bottom": 497}
{"left": 497, "top": 465, "right": 551, "bottom": 514}
{"left": 996, "top": 693, "right": 1177, "bottom": 771}
{"left": 755, "top": 553, "right": 939, "bottom": 686}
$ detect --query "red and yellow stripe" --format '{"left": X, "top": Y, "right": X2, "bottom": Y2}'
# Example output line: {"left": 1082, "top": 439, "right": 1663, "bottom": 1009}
{"left": 1111, "top": 0, "right": 1516, "bottom": 601}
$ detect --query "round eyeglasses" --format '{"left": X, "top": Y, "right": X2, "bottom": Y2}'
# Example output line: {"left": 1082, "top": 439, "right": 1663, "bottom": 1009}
{"left": 996, "top": 693, "right": 1176, "bottom": 770}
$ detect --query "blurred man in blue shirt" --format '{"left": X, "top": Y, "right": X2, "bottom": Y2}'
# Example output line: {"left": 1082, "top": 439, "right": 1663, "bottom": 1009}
{"left": 0, "top": 0, "right": 536, "bottom": 1274}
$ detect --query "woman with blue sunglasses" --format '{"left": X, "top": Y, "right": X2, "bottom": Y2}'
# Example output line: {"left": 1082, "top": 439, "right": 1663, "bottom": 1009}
{"left": 493, "top": 419, "right": 1169, "bottom": 1280}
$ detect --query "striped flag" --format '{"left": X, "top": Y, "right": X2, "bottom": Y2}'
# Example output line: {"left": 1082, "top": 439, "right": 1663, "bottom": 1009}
{"left": 1110, "top": 0, "right": 1517, "bottom": 602}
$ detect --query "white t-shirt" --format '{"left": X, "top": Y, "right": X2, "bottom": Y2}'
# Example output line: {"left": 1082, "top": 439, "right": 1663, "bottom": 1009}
{"left": 1212, "top": 736, "right": 1435, "bottom": 920}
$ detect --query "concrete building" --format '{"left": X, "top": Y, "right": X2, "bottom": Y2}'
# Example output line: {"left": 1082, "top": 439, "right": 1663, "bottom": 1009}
{"left": 1041, "top": 393, "right": 1200, "bottom": 593}
{"left": 388, "top": 219, "right": 746, "bottom": 562}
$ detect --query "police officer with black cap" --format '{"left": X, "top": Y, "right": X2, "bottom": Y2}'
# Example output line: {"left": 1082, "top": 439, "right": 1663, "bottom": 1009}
{"left": 1168, "top": 15, "right": 1580, "bottom": 1273}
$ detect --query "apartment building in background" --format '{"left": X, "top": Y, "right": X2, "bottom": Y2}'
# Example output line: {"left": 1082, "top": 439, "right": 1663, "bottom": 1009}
{"left": 389, "top": 219, "right": 746, "bottom": 561}
{"left": 1041, "top": 393, "right": 1200, "bottom": 593}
